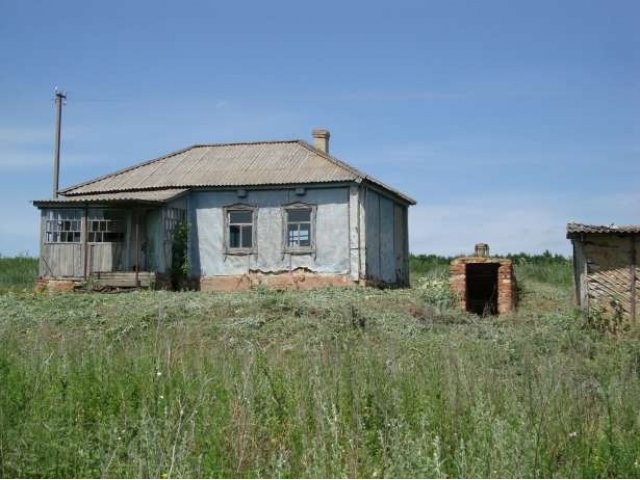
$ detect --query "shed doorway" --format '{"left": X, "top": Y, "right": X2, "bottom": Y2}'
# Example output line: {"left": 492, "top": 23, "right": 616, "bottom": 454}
{"left": 465, "top": 263, "right": 499, "bottom": 315}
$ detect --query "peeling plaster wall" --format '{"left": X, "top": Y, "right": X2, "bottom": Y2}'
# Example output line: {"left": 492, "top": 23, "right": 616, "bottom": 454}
{"left": 189, "top": 187, "right": 351, "bottom": 277}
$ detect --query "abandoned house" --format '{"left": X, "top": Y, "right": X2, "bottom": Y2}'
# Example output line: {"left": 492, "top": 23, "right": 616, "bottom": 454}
{"left": 449, "top": 243, "right": 516, "bottom": 315}
{"left": 567, "top": 223, "right": 640, "bottom": 321}
{"left": 33, "top": 129, "right": 415, "bottom": 291}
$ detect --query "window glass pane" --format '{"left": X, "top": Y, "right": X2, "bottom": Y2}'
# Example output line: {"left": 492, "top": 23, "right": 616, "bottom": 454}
{"left": 298, "top": 225, "right": 310, "bottom": 246}
{"left": 287, "top": 224, "right": 299, "bottom": 246}
{"left": 229, "top": 225, "right": 241, "bottom": 248}
{"left": 45, "top": 209, "right": 81, "bottom": 243}
{"left": 288, "top": 208, "right": 310, "bottom": 223}
{"left": 241, "top": 225, "right": 253, "bottom": 248}
{"left": 105, "top": 232, "right": 124, "bottom": 242}
{"left": 229, "top": 211, "right": 252, "bottom": 223}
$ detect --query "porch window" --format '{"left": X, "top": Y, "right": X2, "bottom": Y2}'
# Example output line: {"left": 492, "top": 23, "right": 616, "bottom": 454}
{"left": 225, "top": 206, "right": 255, "bottom": 253}
{"left": 88, "top": 209, "right": 125, "bottom": 243}
{"left": 284, "top": 204, "right": 315, "bottom": 253}
{"left": 44, "top": 209, "right": 81, "bottom": 243}
{"left": 164, "top": 208, "right": 186, "bottom": 239}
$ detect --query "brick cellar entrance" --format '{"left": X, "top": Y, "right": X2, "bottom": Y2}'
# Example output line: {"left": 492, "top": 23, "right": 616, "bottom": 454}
{"left": 465, "top": 263, "right": 499, "bottom": 315}
{"left": 450, "top": 244, "right": 516, "bottom": 316}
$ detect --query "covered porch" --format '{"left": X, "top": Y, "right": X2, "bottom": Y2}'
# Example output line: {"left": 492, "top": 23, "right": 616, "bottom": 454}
{"left": 33, "top": 189, "right": 187, "bottom": 289}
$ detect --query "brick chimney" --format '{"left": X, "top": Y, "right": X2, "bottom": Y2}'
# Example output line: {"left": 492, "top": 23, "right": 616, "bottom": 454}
{"left": 475, "top": 243, "right": 489, "bottom": 257}
{"left": 312, "top": 129, "right": 330, "bottom": 154}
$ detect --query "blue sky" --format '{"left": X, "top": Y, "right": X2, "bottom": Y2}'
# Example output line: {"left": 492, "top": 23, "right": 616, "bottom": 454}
{"left": 1, "top": 0, "right": 638, "bottom": 256}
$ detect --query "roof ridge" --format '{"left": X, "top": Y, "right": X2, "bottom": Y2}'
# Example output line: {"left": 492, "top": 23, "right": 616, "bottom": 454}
{"left": 193, "top": 139, "right": 300, "bottom": 148}
{"left": 296, "top": 140, "right": 367, "bottom": 180}
{"left": 296, "top": 140, "right": 416, "bottom": 204}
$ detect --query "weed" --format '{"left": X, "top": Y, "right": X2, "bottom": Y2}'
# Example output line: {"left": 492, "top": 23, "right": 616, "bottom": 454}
{"left": 1, "top": 258, "right": 639, "bottom": 477}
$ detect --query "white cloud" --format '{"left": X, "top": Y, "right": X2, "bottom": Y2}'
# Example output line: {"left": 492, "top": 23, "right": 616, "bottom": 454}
{"left": 409, "top": 190, "right": 640, "bottom": 256}
{"left": 409, "top": 200, "right": 569, "bottom": 256}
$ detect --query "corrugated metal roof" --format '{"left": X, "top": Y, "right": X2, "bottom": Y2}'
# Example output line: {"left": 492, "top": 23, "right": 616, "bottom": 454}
{"left": 567, "top": 222, "right": 640, "bottom": 237}
{"left": 33, "top": 188, "right": 188, "bottom": 206}
{"left": 59, "top": 140, "right": 415, "bottom": 204}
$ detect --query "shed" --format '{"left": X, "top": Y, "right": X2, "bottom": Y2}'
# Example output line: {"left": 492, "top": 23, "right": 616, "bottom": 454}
{"left": 567, "top": 223, "right": 640, "bottom": 321}
{"left": 33, "top": 129, "right": 416, "bottom": 291}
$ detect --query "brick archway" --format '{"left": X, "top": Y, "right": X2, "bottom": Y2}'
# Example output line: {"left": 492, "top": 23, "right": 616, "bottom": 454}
{"left": 450, "top": 256, "right": 516, "bottom": 315}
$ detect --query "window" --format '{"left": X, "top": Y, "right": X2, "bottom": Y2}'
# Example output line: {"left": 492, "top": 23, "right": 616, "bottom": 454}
{"left": 284, "top": 204, "right": 315, "bottom": 252}
{"left": 225, "top": 207, "right": 255, "bottom": 253}
{"left": 164, "top": 208, "right": 186, "bottom": 239}
{"left": 88, "top": 209, "right": 125, "bottom": 243}
{"left": 45, "top": 209, "right": 81, "bottom": 243}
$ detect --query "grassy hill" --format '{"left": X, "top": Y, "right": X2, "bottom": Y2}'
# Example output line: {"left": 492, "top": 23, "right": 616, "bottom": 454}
{"left": 1, "top": 256, "right": 639, "bottom": 477}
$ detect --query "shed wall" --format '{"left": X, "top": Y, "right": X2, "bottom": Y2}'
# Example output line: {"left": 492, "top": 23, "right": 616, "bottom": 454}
{"left": 573, "top": 235, "right": 639, "bottom": 320}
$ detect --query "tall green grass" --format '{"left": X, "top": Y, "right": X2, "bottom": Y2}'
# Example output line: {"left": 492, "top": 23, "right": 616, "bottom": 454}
{"left": 410, "top": 252, "right": 573, "bottom": 288}
{"left": 0, "top": 255, "right": 37, "bottom": 292}
{"left": 507, "top": 251, "right": 573, "bottom": 287}
{"left": 1, "top": 278, "right": 639, "bottom": 477}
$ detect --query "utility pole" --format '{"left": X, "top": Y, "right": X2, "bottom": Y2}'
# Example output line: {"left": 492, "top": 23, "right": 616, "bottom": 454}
{"left": 52, "top": 89, "right": 67, "bottom": 199}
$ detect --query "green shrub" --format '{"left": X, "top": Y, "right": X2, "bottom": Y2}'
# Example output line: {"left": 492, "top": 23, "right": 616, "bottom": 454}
{"left": 170, "top": 222, "right": 190, "bottom": 290}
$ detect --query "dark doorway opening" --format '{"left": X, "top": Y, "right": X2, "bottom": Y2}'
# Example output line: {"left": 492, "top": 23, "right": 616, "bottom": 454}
{"left": 466, "top": 263, "right": 499, "bottom": 315}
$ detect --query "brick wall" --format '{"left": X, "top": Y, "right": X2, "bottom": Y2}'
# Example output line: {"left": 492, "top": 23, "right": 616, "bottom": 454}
{"left": 449, "top": 257, "right": 516, "bottom": 315}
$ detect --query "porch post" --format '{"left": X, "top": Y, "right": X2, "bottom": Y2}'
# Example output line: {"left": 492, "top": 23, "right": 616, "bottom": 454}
{"left": 135, "top": 208, "right": 140, "bottom": 288}
{"left": 82, "top": 205, "right": 89, "bottom": 279}
{"left": 631, "top": 235, "right": 636, "bottom": 323}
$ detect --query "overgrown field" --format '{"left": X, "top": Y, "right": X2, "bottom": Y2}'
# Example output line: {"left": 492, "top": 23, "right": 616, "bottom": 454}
{"left": 0, "top": 255, "right": 38, "bottom": 293}
{"left": 1, "top": 257, "right": 640, "bottom": 477}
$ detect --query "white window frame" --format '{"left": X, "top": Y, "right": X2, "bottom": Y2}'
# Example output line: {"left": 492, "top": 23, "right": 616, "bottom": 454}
{"left": 87, "top": 208, "right": 126, "bottom": 243}
{"left": 224, "top": 204, "right": 257, "bottom": 254}
{"left": 282, "top": 202, "right": 316, "bottom": 254}
{"left": 44, "top": 209, "right": 82, "bottom": 244}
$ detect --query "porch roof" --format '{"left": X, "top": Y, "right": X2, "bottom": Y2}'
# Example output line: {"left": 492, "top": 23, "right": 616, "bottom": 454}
{"left": 32, "top": 188, "right": 188, "bottom": 207}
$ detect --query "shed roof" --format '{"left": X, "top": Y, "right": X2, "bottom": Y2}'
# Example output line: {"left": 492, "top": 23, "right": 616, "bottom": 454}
{"left": 33, "top": 188, "right": 188, "bottom": 207}
{"left": 59, "top": 140, "right": 415, "bottom": 205}
{"left": 567, "top": 222, "right": 640, "bottom": 238}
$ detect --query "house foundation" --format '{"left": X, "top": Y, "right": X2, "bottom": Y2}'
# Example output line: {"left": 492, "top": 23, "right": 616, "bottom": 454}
{"left": 200, "top": 269, "right": 358, "bottom": 291}
{"left": 449, "top": 244, "right": 516, "bottom": 315}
